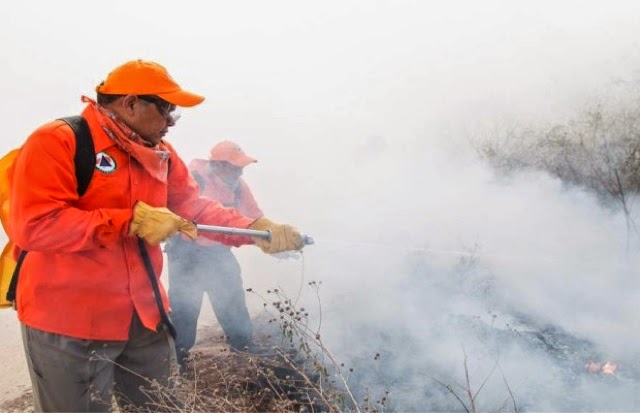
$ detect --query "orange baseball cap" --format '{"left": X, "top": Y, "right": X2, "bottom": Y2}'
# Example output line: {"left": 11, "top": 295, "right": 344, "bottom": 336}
{"left": 210, "top": 141, "right": 257, "bottom": 167}
{"left": 95, "top": 60, "right": 205, "bottom": 107}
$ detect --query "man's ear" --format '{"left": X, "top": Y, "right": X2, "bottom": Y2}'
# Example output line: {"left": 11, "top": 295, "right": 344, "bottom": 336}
{"left": 121, "top": 95, "right": 138, "bottom": 115}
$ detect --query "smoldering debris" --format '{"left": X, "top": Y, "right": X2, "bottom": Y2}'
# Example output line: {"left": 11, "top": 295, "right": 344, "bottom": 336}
{"left": 313, "top": 252, "right": 640, "bottom": 412}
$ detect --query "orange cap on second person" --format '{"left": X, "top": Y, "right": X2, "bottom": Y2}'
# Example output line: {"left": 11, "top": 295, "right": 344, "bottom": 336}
{"left": 210, "top": 141, "right": 257, "bottom": 167}
{"left": 96, "top": 60, "right": 205, "bottom": 107}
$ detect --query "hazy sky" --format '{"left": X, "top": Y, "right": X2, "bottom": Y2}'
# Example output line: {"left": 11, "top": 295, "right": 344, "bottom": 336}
{"left": 3, "top": 1, "right": 640, "bottom": 410}
{"left": 3, "top": 1, "right": 640, "bottom": 155}
{"left": 3, "top": 0, "right": 640, "bottom": 211}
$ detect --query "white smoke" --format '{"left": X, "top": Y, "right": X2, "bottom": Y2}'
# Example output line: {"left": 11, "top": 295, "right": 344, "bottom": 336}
{"left": 282, "top": 145, "right": 640, "bottom": 410}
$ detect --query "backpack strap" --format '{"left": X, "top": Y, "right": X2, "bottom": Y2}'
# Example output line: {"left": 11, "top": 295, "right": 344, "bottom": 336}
{"left": 192, "top": 171, "right": 205, "bottom": 194}
{"left": 5, "top": 250, "right": 27, "bottom": 304}
{"left": 233, "top": 183, "right": 242, "bottom": 208}
{"left": 194, "top": 169, "right": 241, "bottom": 208}
{"left": 6, "top": 117, "right": 95, "bottom": 306}
{"left": 137, "top": 238, "right": 177, "bottom": 338}
{"left": 60, "top": 116, "right": 95, "bottom": 197}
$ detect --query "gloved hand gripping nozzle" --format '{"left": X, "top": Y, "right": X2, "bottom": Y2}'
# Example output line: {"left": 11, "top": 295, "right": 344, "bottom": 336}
{"left": 196, "top": 221, "right": 314, "bottom": 253}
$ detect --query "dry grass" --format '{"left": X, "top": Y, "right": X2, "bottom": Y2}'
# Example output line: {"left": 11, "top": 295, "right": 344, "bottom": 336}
{"left": 2, "top": 282, "right": 388, "bottom": 413}
{"left": 120, "top": 282, "right": 389, "bottom": 413}
{"left": 174, "top": 342, "right": 325, "bottom": 412}
{"left": 474, "top": 96, "right": 640, "bottom": 220}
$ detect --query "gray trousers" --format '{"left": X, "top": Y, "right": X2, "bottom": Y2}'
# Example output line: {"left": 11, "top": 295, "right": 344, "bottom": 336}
{"left": 21, "top": 312, "right": 177, "bottom": 413}
{"left": 167, "top": 238, "right": 252, "bottom": 366}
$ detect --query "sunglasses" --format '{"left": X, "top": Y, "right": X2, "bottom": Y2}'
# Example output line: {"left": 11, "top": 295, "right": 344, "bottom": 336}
{"left": 138, "top": 95, "right": 181, "bottom": 123}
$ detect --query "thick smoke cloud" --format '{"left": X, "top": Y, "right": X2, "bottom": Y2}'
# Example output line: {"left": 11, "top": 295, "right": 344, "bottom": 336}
{"left": 287, "top": 147, "right": 640, "bottom": 410}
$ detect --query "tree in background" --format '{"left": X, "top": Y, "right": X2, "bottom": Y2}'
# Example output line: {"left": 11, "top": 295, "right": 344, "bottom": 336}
{"left": 474, "top": 80, "right": 640, "bottom": 233}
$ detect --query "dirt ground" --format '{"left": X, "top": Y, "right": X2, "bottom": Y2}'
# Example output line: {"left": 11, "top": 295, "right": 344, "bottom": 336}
{"left": 0, "top": 311, "right": 232, "bottom": 412}
{"left": 0, "top": 301, "right": 271, "bottom": 412}
{"left": 0, "top": 310, "right": 30, "bottom": 407}
{"left": 0, "top": 316, "right": 304, "bottom": 413}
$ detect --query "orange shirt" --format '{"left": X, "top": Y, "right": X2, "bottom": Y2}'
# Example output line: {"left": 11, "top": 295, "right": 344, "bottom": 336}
{"left": 188, "top": 159, "right": 263, "bottom": 246}
{"left": 189, "top": 159, "right": 263, "bottom": 216}
{"left": 8, "top": 105, "right": 255, "bottom": 340}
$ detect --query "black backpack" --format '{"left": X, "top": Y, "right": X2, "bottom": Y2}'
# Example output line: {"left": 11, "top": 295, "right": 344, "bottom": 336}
{"left": 6, "top": 116, "right": 94, "bottom": 303}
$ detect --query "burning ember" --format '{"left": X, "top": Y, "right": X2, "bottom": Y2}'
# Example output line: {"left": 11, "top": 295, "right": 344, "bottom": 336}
{"left": 585, "top": 360, "right": 617, "bottom": 375}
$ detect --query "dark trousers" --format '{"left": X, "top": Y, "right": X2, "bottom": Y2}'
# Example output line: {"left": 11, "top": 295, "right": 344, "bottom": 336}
{"left": 21, "top": 312, "right": 176, "bottom": 413}
{"left": 167, "top": 238, "right": 252, "bottom": 366}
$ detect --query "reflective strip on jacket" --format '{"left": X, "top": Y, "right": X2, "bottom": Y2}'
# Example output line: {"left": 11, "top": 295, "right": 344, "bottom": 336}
{"left": 8, "top": 105, "right": 255, "bottom": 340}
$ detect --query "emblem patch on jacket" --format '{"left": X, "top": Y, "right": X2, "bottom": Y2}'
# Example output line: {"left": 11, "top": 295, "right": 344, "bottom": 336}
{"left": 95, "top": 152, "right": 117, "bottom": 173}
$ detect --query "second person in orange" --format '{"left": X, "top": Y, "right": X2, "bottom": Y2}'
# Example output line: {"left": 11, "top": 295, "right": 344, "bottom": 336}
{"left": 167, "top": 141, "right": 265, "bottom": 368}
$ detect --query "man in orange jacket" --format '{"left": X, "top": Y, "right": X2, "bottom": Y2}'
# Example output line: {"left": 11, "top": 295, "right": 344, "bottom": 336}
{"left": 8, "top": 59, "right": 304, "bottom": 413}
{"left": 167, "top": 141, "right": 265, "bottom": 368}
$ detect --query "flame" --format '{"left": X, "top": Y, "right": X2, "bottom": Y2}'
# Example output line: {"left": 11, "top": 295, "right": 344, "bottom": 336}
{"left": 585, "top": 360, "right": 617, "bottom": 375}
{"left": 585, "top": 361, "right": 601, "bottom": 374}
{"left": 601, "top": 361, "right": 617, "bottom": 375}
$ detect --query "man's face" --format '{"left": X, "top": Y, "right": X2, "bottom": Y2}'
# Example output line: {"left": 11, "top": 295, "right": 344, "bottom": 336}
{"left": 211, "top": 161, "right": 244, "bottom": 186}
{"left": 118, "top": 95, "right": 177, "bottom": 146}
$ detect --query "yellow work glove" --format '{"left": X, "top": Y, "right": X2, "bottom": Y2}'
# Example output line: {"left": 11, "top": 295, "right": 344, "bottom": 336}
{"left": 248, "top": 217, "right": 304, "bottom": 254}
{"left": 129, "top": 201, "right": 197, "bottom": 246}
